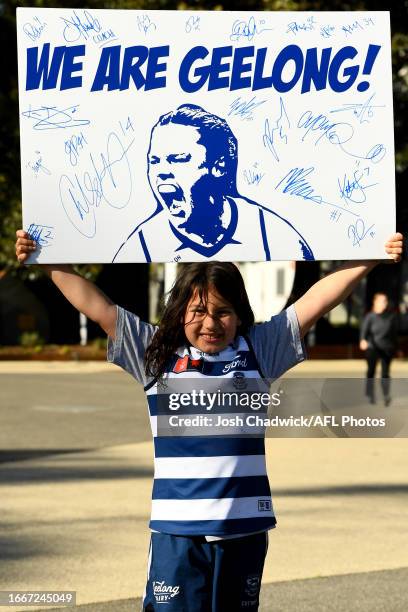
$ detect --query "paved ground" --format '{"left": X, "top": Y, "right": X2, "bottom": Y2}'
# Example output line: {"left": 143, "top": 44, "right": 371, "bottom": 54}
{"left": 41, "top": 568, "right": 408, "bottom": 612}
{"left": 1, "top": 360, "right": 407, "bottom": 611}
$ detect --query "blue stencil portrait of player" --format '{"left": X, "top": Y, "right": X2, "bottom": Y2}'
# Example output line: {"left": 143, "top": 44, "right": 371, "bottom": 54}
{"left": 112, "top": 104, "right": 314, "bottom": 262}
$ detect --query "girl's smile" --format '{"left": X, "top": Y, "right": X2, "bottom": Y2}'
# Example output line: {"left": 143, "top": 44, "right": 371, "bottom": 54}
{"left": 184, "top": 286, "right": 241, "bottom": 353}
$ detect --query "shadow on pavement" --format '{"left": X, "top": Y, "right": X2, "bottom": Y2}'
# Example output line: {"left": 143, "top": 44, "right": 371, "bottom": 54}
{"left": 1, "top": 459, "right": 407, "bottom": 494}
{"left": 0, "top": 450, "right": 92, "bottom": 464}
{"left": 0, "top": 463, "right": 154, "bottom": 484}
{"left": 38, "top": 567, "right": 408, "bottom": 612}
{"left": 273, "top": 483, "right": 408, "bottom": 496}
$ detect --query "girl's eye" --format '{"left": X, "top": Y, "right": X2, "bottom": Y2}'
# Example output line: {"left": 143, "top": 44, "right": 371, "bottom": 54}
{"left": 189, "top": 307, "right": 232, "bottom": 317}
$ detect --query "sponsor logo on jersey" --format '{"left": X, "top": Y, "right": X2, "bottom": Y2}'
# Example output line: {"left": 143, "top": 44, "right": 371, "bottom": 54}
{"left": 258, "top": 499, "right": 271, "bottom": 512}
{"left": 222, "top": 356, "right": 248, "bottom": 373}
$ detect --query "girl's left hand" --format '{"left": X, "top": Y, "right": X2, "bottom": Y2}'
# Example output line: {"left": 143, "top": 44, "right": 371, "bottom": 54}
{"left": 385, "top": 233, "right": 404, "bottom": 263}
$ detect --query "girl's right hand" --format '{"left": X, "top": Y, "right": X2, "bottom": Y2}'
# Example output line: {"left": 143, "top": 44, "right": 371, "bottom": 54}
{"left": 15, "top": 229, "right": 36, "bottom": 264}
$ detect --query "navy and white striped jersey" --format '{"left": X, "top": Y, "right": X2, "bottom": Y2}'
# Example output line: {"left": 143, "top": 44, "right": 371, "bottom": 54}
{"left": 108, "top": 305, "right": 305, "bottom": 537}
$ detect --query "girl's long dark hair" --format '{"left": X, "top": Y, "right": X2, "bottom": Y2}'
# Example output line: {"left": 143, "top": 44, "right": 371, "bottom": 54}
{"left": 144, "top": 262, "right": 254, "bottom": 379}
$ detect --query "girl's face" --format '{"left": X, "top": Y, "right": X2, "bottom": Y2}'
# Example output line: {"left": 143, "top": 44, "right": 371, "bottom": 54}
{"left": 183, "top": 286, "right": 241, "bottom": 353}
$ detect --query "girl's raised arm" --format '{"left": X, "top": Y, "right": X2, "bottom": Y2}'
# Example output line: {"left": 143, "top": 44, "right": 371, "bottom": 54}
{"left": 15, "top": 230, "right": 117, "bottom": 339}
{"left": 294, "top": 233, "right": 404, "bottom": 339}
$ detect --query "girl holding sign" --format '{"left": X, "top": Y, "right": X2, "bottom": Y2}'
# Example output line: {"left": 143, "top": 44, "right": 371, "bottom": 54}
{"left": 15, "top": 230, "right": 403, "bottom": 611}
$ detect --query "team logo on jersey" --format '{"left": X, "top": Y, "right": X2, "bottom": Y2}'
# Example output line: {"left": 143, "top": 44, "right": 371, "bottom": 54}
{"left": 153, "top": 580, "right": 180, "bottom": 603}
{"left": 173, "top": 355, "right": 202, "bottom": 373}
{"left": 232, "top": 371, "right": 247, "bottom": 390}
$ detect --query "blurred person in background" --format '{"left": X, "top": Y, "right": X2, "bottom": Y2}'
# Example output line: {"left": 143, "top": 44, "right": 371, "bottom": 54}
{"left": 360, "top": 293, "right": 398, "bottom": 405}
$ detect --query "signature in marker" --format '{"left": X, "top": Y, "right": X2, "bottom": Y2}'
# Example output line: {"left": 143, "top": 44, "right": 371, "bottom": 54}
{"left": 228, "top": 96, "right": 266, "bottom": 122}
{"left": 230, "top": 16, "right": 272, "bottom": 42}
{"left": 348, "top": 218, "right": 375, "bottom": 247}
{"left": 263, "top": 97, "right": 291, "bottom": 162}
{"left": 60, "top": 10, "right": 101, "bottom": 43}
{"left": 330, "top": 94, "right": 385, "bottom": 125}
{"left": 27, "top": 223, "right": 54, "bottom": 247}
{"left": 27, "top": 151, "right": 51, "bottom": 178}
{"left": 338, "top": 165, "right": 378, "bottom": 205}
{"left": 22, "top": 105, "right": 90, "bottom": 131}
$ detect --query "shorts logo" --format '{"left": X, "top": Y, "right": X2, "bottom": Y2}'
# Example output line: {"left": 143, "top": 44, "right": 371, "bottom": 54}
{"left": 153, "top": 580, "right": 180, "bottom": 603}
{"left": 242, "top": 574, "right": 261, "bottom": 605}
{"left": 258, "top": 499, "right": 271, "bottom": 512}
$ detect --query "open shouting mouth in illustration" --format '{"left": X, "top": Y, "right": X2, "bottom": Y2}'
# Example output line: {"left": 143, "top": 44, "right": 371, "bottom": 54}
{"left": 157, "top": 184, "right": 187, "bottom": 216}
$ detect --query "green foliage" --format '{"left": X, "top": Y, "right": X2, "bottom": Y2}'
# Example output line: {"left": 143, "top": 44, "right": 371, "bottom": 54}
{"left": 91, "top": 336, "right": 108, "bottom": 350}
{"left": 19, "top": 330, "right": 45, "bottom": 348}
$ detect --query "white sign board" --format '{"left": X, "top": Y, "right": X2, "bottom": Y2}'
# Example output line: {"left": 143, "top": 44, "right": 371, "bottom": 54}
{"left": 17, "top": 8, "right": 395, "bottom": 263}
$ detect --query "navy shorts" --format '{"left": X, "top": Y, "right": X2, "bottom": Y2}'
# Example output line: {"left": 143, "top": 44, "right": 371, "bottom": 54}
{"left": 142, "top": 531, "right": 269, "bottom": 611}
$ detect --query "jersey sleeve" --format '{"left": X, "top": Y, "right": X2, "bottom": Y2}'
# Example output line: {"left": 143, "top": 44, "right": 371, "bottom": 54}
{"left": 107, "top": 305, "right": 157, "bottom": 386}
{"left": 248, "top": 304, "right": 306, "bottom": 379}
